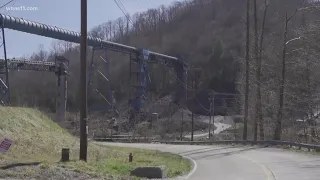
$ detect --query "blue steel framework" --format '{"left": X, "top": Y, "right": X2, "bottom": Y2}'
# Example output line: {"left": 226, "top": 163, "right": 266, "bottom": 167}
{"left": 129, "top": 49, "right": 150, "bottom": 111}
{"left": 0, "top": 13, "right": 187, "bottom": 116}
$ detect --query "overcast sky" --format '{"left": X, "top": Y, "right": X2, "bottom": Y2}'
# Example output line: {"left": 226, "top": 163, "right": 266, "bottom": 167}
{"left": 0, "top": 0, "right": 181, "bottom": 58}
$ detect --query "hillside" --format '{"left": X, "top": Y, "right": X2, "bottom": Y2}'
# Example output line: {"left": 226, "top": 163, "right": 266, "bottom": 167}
{"left": 0, "top": 107, "right": 190, "bottom": 179}
{"left": 0, "top": 107, "right": 76, "bottom": 162}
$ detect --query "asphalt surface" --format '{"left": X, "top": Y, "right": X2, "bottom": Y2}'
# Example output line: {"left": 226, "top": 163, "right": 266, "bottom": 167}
{"left": 185, "top": 116, "right": 232, "bottom": 139}
{"left": 100, "top": 142, "right": 320, "bottom": 180}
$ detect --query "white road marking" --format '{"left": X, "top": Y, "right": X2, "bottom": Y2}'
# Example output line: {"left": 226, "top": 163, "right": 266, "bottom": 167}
{"left": 236, "top": 154, "right": 277, "bottom": 180}
{"left": 182, "top": 155, "right": 198, "bottom": 179}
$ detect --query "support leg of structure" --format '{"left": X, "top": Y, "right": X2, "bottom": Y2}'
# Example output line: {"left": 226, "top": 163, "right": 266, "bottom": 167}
{"left": 129, "top": 49, "right": 149, "bottom": 127}
{"left": 88, "top": 47, "right": 115, "bottom": 113}
{"left": 0, "top": 27, "right": 10, "bottom": 105}
{"left": 174, "top": 58, "right": 187, "bottom": 105}
{"left": 55, "top": 57, "right": 69, "bottom": 123}
{"left": 88, "top": 47, "right": 96, "bottom": 88}
{"left": 56, "top": 72, "right": 67, "bottom": 123}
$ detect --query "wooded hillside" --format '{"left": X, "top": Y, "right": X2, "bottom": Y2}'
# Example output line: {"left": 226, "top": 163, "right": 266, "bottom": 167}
{"left": 7, "top": 0, "right": 320, "bottom": 141}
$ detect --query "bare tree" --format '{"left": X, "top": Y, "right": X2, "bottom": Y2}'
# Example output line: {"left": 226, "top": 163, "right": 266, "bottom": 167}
{"left": 274, "top": 0, "right": 305, "bottom": 140}
{"left": 253, "top": 0, "right": 269, "bottom": 141}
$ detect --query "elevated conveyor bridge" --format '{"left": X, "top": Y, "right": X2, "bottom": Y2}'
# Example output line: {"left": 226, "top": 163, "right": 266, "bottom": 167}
{"left": 0, "top": 13, "right": 187, "bottom": 123}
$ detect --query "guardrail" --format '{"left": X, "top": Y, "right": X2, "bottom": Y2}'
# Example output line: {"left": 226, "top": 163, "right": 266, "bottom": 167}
{"left": 93, "top": 135, "right": 155, "bottom": 143}
{"left": 152, "top": 140, "right": 320, "bottom": 151}
{"left": 93, "top": 136, "right": 320, "bottom": 151}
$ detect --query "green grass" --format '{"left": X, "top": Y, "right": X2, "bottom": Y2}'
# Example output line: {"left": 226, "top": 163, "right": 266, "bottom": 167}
{"left": 0, "top": 107, "right": 191, "bottom": 179}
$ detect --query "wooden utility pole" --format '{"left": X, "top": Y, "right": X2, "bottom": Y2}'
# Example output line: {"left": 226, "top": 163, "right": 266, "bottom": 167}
{"left": 243, "top": 0, "right": 250, "bottom": 141}
{"left": 79, "top": 0, "right": 88, "bottom": 161}
{"left": 180, "top": 108, "right": 184, "bottom": 141}
{"left": 191, "top": 78, "right": 195, "bottom": 141}
{"left": 180, "top": 69, "right": 188, "bottom": 141}
{"left": 208, "top": 94, "right": 211, "bottom": 138}
{"left": 253, "top": 0, "right": 259, "bottom": 142}
{"left": 208, "top": 91, "right": 214, "bottom": 138}
{"left": 212, "top": 92, "right": 214, "bottom": 138}
{"left": 258, "top": 0, "right": 268, "bottom": 141}
{"left": 190, "top": 68, "right": 200, "bottom": 141}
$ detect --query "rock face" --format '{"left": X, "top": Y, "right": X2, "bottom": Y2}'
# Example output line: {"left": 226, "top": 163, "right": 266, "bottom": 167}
{"left": 130, "top": 166, "right": 166, "bottom": 179}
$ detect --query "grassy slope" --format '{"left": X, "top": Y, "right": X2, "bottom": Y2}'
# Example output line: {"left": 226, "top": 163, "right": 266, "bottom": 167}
{"left": 0, "top": 107, "right": 191, "bottom": 178}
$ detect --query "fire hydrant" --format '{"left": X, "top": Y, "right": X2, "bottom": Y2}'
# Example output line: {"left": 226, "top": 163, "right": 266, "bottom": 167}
{"left": 129, "top": 152, "right": 133, "bottom": 162}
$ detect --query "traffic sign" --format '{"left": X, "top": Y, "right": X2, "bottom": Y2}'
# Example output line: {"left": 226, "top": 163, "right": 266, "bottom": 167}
{"left": 0, "top": 138, "right": 13, "bottom": 154}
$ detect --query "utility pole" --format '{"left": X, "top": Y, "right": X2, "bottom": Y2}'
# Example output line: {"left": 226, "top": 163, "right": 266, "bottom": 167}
{"left": 208, "top": 91, "right": 214, "bottom": 138}
{"left": 211, "top": 91, "right": 215, "bottom": 138}
{"left": 79, "top": 0, "right": 88, "bottom": 161}
{"left": 180, "top": 108, "right": 183, "bottom": 141}
{"left": 208, "top": 99, "right": 211, "bottom": 138}
{"left": 190, "top": 67, "right": 200, "bottom": 141}
{"left": 243, "top": 0, "right": 250, "bottom": 141}
{"left": 180, "top": 66, "right": 188, "bottom": 141}
{"left": 191, "top": 78, "right": 195, "bottom": 141}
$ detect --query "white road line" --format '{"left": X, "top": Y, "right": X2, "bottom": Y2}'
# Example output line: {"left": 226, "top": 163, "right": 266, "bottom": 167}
{"left": 236, "top": 154, "right": 277, "bottom": 180}
{"left": 182, "top": 155, "right": 197, "bottom": 179}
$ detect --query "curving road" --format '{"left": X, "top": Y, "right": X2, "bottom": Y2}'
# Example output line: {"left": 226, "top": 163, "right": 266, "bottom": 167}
{"left": 100, "top": 142, "right": 320, "bottom": 180}
{"left": 185, "top": 116, "right": 233, "bottom": 139}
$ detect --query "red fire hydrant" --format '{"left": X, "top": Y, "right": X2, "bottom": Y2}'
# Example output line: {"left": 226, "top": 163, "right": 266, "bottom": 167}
{"left": 129, "top": 152, "right": 133, "bottom": 162}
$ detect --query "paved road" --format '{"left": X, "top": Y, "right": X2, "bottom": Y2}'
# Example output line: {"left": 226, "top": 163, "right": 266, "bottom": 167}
{"left": 200, "top": 116, "right": 233, "bottom": 134}
{"left": 185, "top": 116, "right": 232, "bottom": 139}
{"left": 100, "top": 142, "right": 320, "bottom": 180}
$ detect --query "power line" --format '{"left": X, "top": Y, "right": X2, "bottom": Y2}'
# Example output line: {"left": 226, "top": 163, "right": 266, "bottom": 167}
{"left": 113, "top": 0, "right": 134, "bottom": 25}
{"left": 116, "top": 0, "right": 128, "bottom": 14}
{"left": 119, "top": 0, "right": 134, "bottom": 25}
{"left": 114, "top": 0, "right": 127, "bottom": 16}
{"left": 0, "top": 0, "right": 14, "bottom": 9}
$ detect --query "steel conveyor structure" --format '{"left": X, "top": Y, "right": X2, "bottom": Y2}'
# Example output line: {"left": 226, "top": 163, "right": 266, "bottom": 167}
{"left": 0, "top": 13, "right": 187, "bottom": 119}
{"left": 0, "top": 57, "right": 69, "bottom": 123}
{"left": 0, "top": 14, "right": 181, "bottom": 65}
{"left": 0, "top": 59, "right": 56, "bottom": 72}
